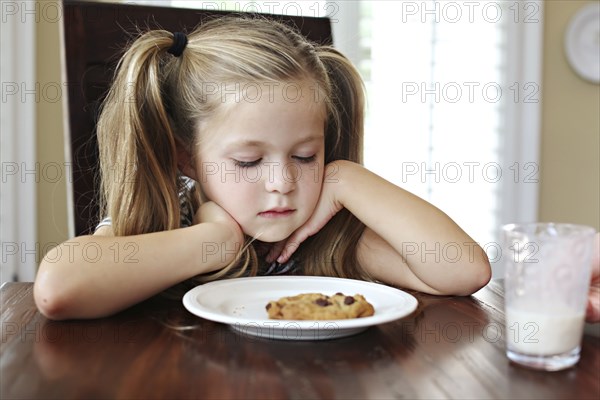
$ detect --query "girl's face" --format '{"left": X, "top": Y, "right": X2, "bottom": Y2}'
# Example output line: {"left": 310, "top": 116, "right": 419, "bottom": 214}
{"left": 194, "top": 82, "right": 326, "bottom": 242}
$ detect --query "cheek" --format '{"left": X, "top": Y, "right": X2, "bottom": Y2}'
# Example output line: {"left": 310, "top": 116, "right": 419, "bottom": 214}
{"left": 301, "top": 163, "right": 324, "bottom": 203}
{"left": 201, "top": 175, "right": 254, "bottom": 219}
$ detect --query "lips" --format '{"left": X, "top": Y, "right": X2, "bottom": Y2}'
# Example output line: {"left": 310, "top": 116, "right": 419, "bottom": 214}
{"left": 258, "top": 208, "right": 296, "bottom": 218}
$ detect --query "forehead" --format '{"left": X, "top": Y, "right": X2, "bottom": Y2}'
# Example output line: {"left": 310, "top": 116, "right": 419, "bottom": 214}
{"left": 197, "top": 81, "right": 326, "bottom": 148}
{"left": 204, "top": 81, "right": 325, "bottom": 113}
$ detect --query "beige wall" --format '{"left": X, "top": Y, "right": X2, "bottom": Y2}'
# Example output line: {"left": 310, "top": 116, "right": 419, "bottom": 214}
{"left": 35, "top": 1, "right": 600, "bottom": 252}
{"left": 539, "top": 0, "right": 600, "bottom": 230}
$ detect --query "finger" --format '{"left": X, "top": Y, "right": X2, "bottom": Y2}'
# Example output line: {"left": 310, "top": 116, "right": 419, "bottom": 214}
{"left": 586, "top": 300, "right": 600, "bottom": 323}
{"left": 586, "top": 288, "right": 600, "bottom": 323}
{"left": 277, "top": 207, "right": 337, "bottom": 263}
{"left": 266, "top": 240, "right": 286, "bottom": 263}
{"left": 276, "top": 241, "right": 299, "bottom": 264}
{"left": 277, "top": 231, "right": 310, "bottom": 264}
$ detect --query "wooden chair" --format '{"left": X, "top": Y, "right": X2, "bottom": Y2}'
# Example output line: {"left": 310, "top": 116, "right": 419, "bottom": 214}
{"left": 62, "top": 0, "right": 332, "bottom": 235}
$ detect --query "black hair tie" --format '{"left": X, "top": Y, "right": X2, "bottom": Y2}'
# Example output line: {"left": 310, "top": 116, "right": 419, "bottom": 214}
{"left": 168, "top": 32, "right": 188, "bottom": 57}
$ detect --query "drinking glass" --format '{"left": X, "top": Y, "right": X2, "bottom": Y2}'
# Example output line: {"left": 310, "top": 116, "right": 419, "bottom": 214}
{"left": 502, "top": 222, "right": 595, "bottom": 371}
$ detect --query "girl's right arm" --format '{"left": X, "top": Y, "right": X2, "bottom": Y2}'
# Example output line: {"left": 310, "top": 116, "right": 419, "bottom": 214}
{"left": 34, "top": 202, "right": 242, "bottom": 320}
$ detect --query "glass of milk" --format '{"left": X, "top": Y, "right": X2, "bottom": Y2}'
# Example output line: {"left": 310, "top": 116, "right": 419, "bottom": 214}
{"left": 502, "top": 223, "right": 595, "bottom": 371}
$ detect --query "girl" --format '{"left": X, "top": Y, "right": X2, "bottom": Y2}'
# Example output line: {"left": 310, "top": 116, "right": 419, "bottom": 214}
{"left": 34, "top": 17, "right": 491, "bottom": 320}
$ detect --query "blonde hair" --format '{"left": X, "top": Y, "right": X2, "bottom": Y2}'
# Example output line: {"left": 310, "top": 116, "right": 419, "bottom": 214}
{"left": 97, "top": 16, "right": 370, "bottom": 287}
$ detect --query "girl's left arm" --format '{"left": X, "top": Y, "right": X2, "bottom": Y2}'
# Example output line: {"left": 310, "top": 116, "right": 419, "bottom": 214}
{"left": 278, "top": 160, "right": 491, "bottom": 296}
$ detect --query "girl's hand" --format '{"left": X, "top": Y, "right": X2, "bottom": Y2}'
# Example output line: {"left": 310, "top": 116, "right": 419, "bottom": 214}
{"left": 585, "top": 232, "right": 600, "bottom": 323}
{"left": 272, "top": 162, "right": 346, "bottom": 264}
{"left": 196, "top": 201, "right": 244, "bottom": 246}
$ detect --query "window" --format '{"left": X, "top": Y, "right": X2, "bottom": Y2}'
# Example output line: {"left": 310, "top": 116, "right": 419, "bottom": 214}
{"left": 1, "top": 3, "right": 36, "bottom": 283}
{"left": 352, "top": 1, "right": 542, "bottom": 276}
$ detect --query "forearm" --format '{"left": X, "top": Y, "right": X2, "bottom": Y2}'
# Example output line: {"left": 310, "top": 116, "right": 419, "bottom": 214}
{"left": 336, "top": 161, "right": 491, "bottom": 292}
{"left": 34, "top": 222, "right": 237, "bottom": 319}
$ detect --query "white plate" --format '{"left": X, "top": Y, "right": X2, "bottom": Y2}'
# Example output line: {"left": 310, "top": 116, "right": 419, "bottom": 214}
{"left": 182, "top": 276, "right": 418, "bottom": 340}
{"left": 565, "top": 3, "right": 600, "bottom": 83}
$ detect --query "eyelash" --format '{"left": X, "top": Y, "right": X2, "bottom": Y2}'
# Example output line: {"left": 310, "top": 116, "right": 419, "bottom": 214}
{"left": 233, "top": 155, "right": 316, "bottom": 168}
{"left": 233, "top": 159, "right": 261, "bottom": 168}
{"left": 295, "top": 155, "right": 317, "bottom": 164}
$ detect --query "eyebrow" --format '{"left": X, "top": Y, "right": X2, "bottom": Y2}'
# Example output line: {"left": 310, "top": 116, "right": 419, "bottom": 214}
{"left": 225, "top": 135, "right": 324, "bottom": 149}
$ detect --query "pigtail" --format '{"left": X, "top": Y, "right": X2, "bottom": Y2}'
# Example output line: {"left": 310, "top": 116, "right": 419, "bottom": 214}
{"left": 316, "top": 47, "right": 365, "bottom": 165}
{"left": 97, "top": 31, "right": 181, "bottom": 236}
{"left": 299, "top": 46, "right": 372, "bottom": 282}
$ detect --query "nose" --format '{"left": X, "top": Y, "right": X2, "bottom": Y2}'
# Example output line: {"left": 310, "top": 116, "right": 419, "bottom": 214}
{"left": 263, "top": 162, "right": 297, "bottom": 194}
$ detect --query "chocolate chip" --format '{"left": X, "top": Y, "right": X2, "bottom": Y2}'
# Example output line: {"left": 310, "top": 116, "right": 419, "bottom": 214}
{"left": 266, "top": 303, "right": 272, "bottom": 310}
{"left": 344, "top": 296, "right": 355, "bottom": 305}
{"left": 315, "top": 298, "right": 331, "bottom": 307}
{"left": 335, "top": 292, "right": 343, "bottom": 296}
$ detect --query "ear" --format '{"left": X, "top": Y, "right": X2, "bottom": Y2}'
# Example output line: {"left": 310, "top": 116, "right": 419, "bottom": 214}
{"left": 175, "top": 139, "right": 198, "bottom": 180}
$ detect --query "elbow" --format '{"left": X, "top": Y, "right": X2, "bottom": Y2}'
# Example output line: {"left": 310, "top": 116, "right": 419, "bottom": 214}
{"left": 455, "top": 253, "right": 492, "bottom": 296}
{"left": 34, "top": 280, "right": 68, "bottom": 321}
{"left": 34, "top": 287, "right": 68, "bottom": 321}
{"left": 34, "top": 256, "right": 75, "bottom": 321}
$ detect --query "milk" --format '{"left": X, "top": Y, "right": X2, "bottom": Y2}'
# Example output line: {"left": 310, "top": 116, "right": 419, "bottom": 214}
{"left": 506, "top": 307, "right": 585, "bottom": 355}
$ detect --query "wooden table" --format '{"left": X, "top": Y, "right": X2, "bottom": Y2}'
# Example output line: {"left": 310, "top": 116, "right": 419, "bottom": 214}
{"left": 1, "top": 280, "right": 599, "bottom": 399}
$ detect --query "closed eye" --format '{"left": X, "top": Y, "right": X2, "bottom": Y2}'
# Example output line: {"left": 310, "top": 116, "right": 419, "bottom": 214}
{"left": 293, "top": 155, "right": 316, "bottom": 163}
{"left": 233, "top": 158, "right": 261, "bottom": 168}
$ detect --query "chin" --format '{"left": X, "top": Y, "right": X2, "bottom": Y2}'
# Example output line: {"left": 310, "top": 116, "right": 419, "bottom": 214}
{"left": 253, "top": 237, "right": 283, "bottom": 243}
{"left": 244, "top": 228, "right": 294, "bottom": 243}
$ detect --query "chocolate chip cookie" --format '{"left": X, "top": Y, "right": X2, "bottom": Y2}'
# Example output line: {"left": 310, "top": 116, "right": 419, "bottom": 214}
{"left": 266, "top": 292, "right": 375, "bottom": 320}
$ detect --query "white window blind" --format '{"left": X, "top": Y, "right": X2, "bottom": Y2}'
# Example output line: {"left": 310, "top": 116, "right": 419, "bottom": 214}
{"left": 168, "top": 0, "right": 542, "bottom": 276}
{"left": 363, "top": 0, "right": 508, "bottom": 249}
{"left": 332, "top": 1, "right": 542, "bottom": 277}
{"left": 1, "top": 3, "right": 37, "bottom": 283}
